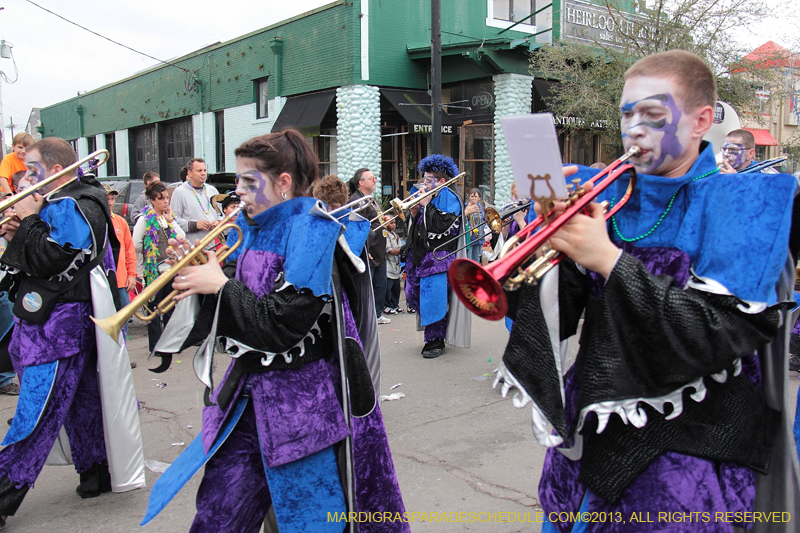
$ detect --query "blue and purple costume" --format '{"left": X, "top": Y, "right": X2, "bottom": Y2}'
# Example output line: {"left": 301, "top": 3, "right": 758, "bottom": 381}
{"left": 0, "top": 180, "right": 144, "bottom": 519}
{"left": 498, "top": 143, "right": 800, "bottom": 532}
{"left": 143, "top": 197, "right": 407, "bottom": 533}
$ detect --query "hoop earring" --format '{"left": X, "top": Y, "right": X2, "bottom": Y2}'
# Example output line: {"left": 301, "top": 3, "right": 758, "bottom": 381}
{"left": 281, "top": 192, "right": 287, "bottom": 200}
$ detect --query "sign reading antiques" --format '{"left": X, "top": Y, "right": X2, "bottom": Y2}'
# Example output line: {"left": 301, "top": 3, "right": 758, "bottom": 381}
{"left": 562, "top": 0, "right": 652, "bottom": 50}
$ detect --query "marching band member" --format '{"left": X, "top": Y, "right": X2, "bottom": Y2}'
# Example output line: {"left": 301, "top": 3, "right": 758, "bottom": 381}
{"left": 0, "top": 138, "right": 144, "bottom": 529}
{"left": 405, "top": 155, "right": 471, "bottom": 358}
{"left": 496, "top": 50, "right": 800, "bottom": 532}
{"left": 142, "top": 129, "right": 408, "bottom": 533}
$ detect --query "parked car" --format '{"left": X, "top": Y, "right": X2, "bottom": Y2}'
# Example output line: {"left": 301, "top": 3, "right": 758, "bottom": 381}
{"left": 97, "top": 177, "right": 142, "bottom": 231}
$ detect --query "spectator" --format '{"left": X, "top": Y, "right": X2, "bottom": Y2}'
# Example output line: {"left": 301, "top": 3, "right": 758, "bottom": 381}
{"left": 348, "top": 168, "right": 390, "bottom": 324}
{"left": 104, "top": 185, "right": 137, "bottom": 338}
{"left": 131, "top": 171, "right": 160, "bottom": 221}
{"left": 170, "top": 158, "right": 220, "bottom": 247}
{"left": 132, "top": 181, "right": 185, "bottom": 352}
{"left": 384, "top": 215, "right": 403, "bottom": 314}
{"left": 464, "top": 188, "right": 486, "bottom": 263}
{"left": 0, "top": 132, "right": 34, "bottom": 195}
{"left": 0, "top": 236, "right": 17, "bottom": 396}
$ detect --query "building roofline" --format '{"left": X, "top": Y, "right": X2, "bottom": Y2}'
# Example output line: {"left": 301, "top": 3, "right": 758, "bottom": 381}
{"left": 42, "top": 0, "right": 345, "bottom": 111}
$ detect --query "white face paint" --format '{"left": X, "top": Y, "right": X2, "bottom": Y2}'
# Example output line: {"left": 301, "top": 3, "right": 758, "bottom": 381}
{"left": 620, "top": 76, "right": 699, "bottom": 177}
{"left": 235, "top": 157, "right": 282, "bottom": 217}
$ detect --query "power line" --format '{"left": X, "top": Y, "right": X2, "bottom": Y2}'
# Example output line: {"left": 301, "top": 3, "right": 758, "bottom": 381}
{"left": 25, "top": 0, "right": 194, "bottom": 76}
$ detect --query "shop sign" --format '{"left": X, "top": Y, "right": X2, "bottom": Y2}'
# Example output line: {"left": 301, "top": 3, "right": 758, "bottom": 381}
{"left": 412, "top": 124, "right": 454, "bottom": 134}
{"left": 553, "top": 115, "right": 609, "bottom": 129}
{"left": 562, "top": 0, "right": 652, "bottom": 50}
{"left": 465, "top": 82, "right": 495, "bottom": 115}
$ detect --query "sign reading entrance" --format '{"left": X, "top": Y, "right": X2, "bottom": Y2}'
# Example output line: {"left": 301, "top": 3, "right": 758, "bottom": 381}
{"left": 412, "top": 124, "right": 454, "bottom": 134}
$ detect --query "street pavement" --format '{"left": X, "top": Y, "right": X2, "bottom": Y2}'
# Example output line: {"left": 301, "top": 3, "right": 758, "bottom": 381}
{"left": 0, "top": 303, "right": 797, "bottom": 532}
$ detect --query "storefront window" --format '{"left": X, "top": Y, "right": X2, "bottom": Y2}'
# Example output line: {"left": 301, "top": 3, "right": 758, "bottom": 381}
{"left": 316, "top": 130, "right": 338, "bottom": 177}
{"left": 461, "top": 124, "right": 494, "bottom": 202}
{"left": 381, "top": 127, "right": 399, "bottom": 199}
{"left": 570, "top": 131, "right": 594, "bottom": 167}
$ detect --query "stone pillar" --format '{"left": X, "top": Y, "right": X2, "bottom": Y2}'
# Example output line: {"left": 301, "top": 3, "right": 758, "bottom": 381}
{"left": 493, "top": 73, "right": 534, "bottom": 205}
{"left": 336, "top": 85, "right": 381, "bottom": 194}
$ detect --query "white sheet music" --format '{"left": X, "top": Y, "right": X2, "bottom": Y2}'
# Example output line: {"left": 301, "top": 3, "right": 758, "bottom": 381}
{"left": 500, "top": 114, "right": 567, "bottom": 201}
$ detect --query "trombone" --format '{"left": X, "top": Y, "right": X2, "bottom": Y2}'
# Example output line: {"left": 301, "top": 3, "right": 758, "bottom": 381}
{"left": 0, "top": 149, "right": 109, "bottom": 226}
{"left": 432, "top": 200, "right": 532, "bottom": 260}
{"left": 330, "top": 194, "right": 381, "bottom": 220}
{"left": 92, "top": 203, "right": 245, "bottom": 344}
{"left": 373, "top": 173, "right": 464, "bottom": 230}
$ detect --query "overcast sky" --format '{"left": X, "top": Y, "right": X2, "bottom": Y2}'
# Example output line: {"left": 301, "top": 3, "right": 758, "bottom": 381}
{"left": 0, "top": 0, "right": 795, "bottom": 141}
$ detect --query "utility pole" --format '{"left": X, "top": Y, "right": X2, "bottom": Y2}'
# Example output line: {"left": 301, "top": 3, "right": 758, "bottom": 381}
{"left": 0, "top": 7, "right": 5, "bottom": 158}
{"left": 431, "top": 0, "right": 442, "bottom": 154}
{"left": 6, "top": 116, "right": 13, "bottom": 140}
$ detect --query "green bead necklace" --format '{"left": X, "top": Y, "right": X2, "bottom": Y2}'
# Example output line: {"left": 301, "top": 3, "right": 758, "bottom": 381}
{"left": 611, "top": 168, "right": 719, "bottom": 243}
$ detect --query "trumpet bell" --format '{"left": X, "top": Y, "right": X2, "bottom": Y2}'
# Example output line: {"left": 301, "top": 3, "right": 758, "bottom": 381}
{"left": 448, "top": 258, "right": 507, "bottom": 320}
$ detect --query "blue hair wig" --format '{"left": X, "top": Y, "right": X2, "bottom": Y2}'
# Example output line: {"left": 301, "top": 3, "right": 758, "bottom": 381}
{"left": 417, "top": 154, "right": 459, "bottom": 178}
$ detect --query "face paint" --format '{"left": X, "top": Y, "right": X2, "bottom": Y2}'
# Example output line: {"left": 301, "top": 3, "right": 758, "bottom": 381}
{"left": 24, "top": 161, "right": 46, "bottom": 185}
{"left": 423, "top": 172, "right": 437, "bottom": 191}
{"left": 236, "top": 171, "right": 272, "bottom": 216}
{"left": 621, "top": 93, "right": 683, "bottom": 173}
{"left": 620, "top": 76, "right": 698, "bottom": 177}
{"left": 721, "top": 142, "right": 745, "bottom": 169}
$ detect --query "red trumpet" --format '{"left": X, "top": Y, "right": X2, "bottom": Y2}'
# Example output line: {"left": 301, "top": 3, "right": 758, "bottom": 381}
{"left": 448, "top": 146, "right": 641, "bottom": 321}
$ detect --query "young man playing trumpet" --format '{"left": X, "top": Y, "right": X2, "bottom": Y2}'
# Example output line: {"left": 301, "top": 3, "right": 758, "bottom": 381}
{"left": 496, "top": 50, "right": 799, "bottom": 531}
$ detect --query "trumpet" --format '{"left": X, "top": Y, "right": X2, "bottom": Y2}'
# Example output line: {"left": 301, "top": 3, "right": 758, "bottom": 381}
{"left": 433, "top": 200, "right": 532, "bottom": 260}
{"left": 0, "top": 149, "right": 109, "bottom": 226}
{"left": 92, "top": 203, "right": 245, "bottom": 343}
{"left": 448, "top": 147, "right": 641, "bottom": 320}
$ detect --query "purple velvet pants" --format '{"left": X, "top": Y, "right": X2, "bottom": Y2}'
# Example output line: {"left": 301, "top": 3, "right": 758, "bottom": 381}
{"left": 0, "top": 347, "right": 107, "bottom": 487}
{"left": 405, "top": 264, "right": 449, "bottom": 343}
{"left": 191, "top": 401, "right": 410, "bottom": 533}
{"left": 191, "top": 401, "right": 272, "bottom": 533}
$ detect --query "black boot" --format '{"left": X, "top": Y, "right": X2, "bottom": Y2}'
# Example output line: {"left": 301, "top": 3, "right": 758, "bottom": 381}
{"left": 0, "top": 475, "right": 30, "bottom": 519}
{"left": 76, "top": 463, "right": 112, "bottom": 499}
{"left": 421, "top": 339, "right": 446, "bottom": 359}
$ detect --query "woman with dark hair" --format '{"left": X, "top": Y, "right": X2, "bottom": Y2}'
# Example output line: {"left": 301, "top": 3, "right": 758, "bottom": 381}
{"left": 132, "top": 181, "right": 185, "bottom": 352}
{"left": 142, "top": 129, "right": 408, "bottom": 533}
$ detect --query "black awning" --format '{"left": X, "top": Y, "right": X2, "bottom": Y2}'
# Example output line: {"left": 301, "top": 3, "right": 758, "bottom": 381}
{"left": 271, "top": 90, "right": 336, "bottom": 135}
{"left": 532, "top": 79, "right": 557, "bottom": 113}
{"left": 381, "top": 88, "right": 459, "bottom": 134}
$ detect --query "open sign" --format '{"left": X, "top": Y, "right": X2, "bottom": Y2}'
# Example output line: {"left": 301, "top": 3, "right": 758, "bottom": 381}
{"left": 471, "top": 91, "right": 494, "bottom": 110}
